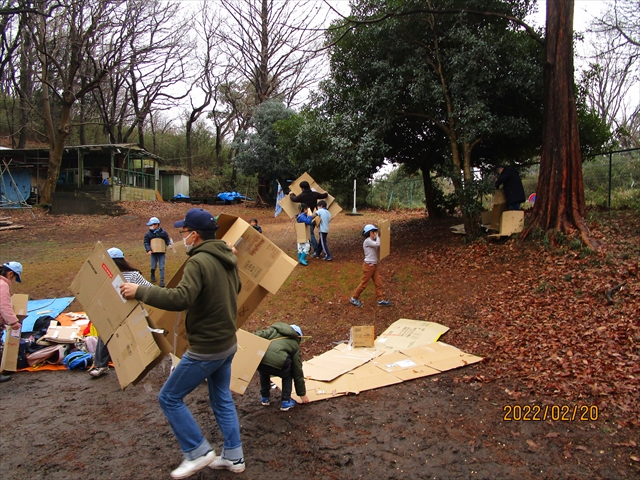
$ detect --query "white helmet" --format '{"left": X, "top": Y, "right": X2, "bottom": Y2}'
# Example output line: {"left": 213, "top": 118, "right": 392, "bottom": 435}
{"left": 362, "top": 224, "right": 378, "bottom": 236}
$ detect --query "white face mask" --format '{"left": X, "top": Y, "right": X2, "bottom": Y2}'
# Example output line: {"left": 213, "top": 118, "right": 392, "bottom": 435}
{"left": 183, "top": 231, "right": 195, "bottom": 252}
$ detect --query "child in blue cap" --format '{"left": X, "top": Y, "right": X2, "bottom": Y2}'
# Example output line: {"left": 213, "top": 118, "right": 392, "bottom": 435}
{"left": 143, "top": 216, "right": 172, "bottom": 287}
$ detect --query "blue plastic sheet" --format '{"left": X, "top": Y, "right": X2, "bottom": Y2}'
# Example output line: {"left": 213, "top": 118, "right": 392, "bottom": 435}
{"left": 21, "top": 297, "right": 75, "bottom": 332}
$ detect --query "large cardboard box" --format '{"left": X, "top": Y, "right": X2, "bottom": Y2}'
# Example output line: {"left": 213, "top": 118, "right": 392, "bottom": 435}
{"left": 490, "top": 190, "right": 507, "bottom": 230}
{"left": 488, "top": 210, "right": 524, "bottom": 238}
{"left": 70, "top": 242, "right": 172, "bottom": 388}
{"left": 1, "top": 324, "right": 21, "bottom": 372}
{"left": 378, "top": 219, "right": 390, "bottom": 260}
{"left": 278, "top": 172, "right": 342, "bottom": 219}
{"left": 229, "top": 329, "right": 270, "bottom": 395}
{"left": 146, "top": 214, "right": 297, "bottom": 358}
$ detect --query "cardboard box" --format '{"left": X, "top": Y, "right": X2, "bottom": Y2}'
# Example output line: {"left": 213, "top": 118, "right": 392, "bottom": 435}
{"left": 1, "top": 324, "right": 22, "bottom": 372}
{"left": 378, "top": 219, "right": 390, "bottom": 260}
{"left": 70, "top": 243, "right": 140, "bottom": 343}
{"left": 481, "top": 210, "right": 492, "bottom": 226}
{"left": 150, "top": 238, "right": 166, "bottom": 253}
{"left": 278, "top": 172, "right": 342, "bottom": 218}
{"left": 10, "top": 294, "right": 29, "bottom": 320}
{"left": 350, "top": 326, "right": 375, "bottom": 348}
{"left": 229, "top": 329, "right": 270, "bottom": 395}
{"left": 490, "top": 190, "right": 507, "bottom": 230}
{"left": 70, "top": 242, "right": 172, "bottom": 388}
{"left": 145, "top": 214, "right": 297, "bottom": 358}
{"left": 488, "top": 210, "right": 524, "bottom": 238}
{"left": 295, "top": 222, "right": 310, "bottom": 243}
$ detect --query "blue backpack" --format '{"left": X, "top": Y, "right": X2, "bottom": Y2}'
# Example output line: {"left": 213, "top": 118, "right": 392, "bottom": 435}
{"left": 63, "top": 351, "right": 93, "bottom": 370}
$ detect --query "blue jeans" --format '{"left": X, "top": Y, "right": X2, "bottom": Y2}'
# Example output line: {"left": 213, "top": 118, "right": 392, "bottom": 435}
{"left": 507, "top": 203, "right": 521, "bottom": 211}
{"left": 150, "top": 253, "right": 166, "bottom": 279}
{"left": 309, "top": 223, "right": 319, "bottom": 254}
{"left": 158, "top": 353, "right": 243, "bottom": 461}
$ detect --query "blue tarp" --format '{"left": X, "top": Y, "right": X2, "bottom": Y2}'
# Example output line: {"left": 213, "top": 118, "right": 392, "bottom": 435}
{"left": 21, "top": 297, "right": 75, "bottom": 332}
{"left": 0, "top": 168, "right": 31, "bottom": 206}
{"left": 217, "top": 191, "right": 246, "bottom": 202}
{"left": 173, "top": 193, "right": 190, "bottom": 199}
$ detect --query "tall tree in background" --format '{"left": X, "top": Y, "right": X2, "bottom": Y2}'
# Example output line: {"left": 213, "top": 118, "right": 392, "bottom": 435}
{"left": 525, "top": 0, "right": 596, "bottom": 246}
{"left": 218, "top": 0, "right": 327, "bottom": 107}
{"left": 28, "top": 0, "right": 130, "bottom": 204}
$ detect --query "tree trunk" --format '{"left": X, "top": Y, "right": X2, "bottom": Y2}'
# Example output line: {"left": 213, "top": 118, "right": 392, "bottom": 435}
{"left": 524, "top": 0, "right": 598, "bottom": 248}
{"left": 40, "top": 103, "right": 72, "bottom": 204}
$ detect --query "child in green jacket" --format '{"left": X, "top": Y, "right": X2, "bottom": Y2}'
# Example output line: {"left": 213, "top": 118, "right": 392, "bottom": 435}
{"left": 254, "top": 322, "right": 310, "bottom": 411}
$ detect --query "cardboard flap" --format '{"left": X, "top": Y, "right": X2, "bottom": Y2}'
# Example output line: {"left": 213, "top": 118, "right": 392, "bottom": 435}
{"left": 378, "top": 219, "right": 390, "bottom": 260}
{"left": 107, "top": 305, "right": 165, "bottom": 389}
{"left": 374, "top": 319, "right": 449, "bottom": 352}
{"left": 401, "top": 342, "right": 483, "bottom": 372}
{"left": 295, "top": 222, "right": 310, "bottom": 243}
{"left": 258, "top": 254, "right": 297, "bottom": 294}
{"left": 10, "top": 294, "right": 29, "bottom": 320}
{"left": 69, "top": 242, "right": 139, "bottom": 342}
{"left": 348, "top": 362, "right": 403, "bottom": 392}
{"left": 303, "top": 343, "right": 382, "bottom": 382}
{"left": 371, "top": 351, "right": 440, "bottom": 381}
{"left": 229, "top": 330, "right": 270, "bottom": 395}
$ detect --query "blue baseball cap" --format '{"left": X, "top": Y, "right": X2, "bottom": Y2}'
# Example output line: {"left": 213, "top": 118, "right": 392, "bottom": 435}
{"left": 146, "top": 217, "right": 160, "bottom": 226}
{"left": 174, "top": 208, "right": 218, "bottom": 232}
{"left": 3, "top": 261, "right": 22, "bottom": 283}
{"left": 107, "top": 247, "right": 125, "bottom": 259}
{"left": 290, "top": 324, "right": 303, "bottom": 337}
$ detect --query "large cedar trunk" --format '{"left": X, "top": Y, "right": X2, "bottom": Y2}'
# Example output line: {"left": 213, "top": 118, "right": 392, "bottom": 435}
{"left": 525, "top": 0, "right": 597, "bottom": 248}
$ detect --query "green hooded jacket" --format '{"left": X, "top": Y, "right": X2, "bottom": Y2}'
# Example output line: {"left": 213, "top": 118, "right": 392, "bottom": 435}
{"left": 135, "top": 239, "right": 241, "bottom": 355}
{"left": 255, "top": 322, "right": 306, "bottom": 397}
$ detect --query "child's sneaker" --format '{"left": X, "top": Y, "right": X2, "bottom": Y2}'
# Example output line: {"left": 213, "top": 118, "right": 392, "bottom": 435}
{"left": 209, "top": 456, "right": 245, "bottom": 473}
{"left": 260, "top": 397, "right": 270, "bottom": 406}
{"left": 280, "top": 399, "right": 296, "bottom": 411}
{"left": 350, "top": 297, "right": 363, "bottom": 307}
{"left": 377, "top": 300, "right": 392, "bottom": 307}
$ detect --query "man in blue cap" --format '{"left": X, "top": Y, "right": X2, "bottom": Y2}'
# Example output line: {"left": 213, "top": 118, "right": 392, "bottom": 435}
{"left": 121, "top": 208, "right": 244, "bottom": 479}
{"left": 1, "top": 261, "right": 23, "bottom": 383}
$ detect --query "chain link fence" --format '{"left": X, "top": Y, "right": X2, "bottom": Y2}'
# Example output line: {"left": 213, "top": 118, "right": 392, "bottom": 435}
{"left": 368, "top": 148, "right": 640, "bottom": 211}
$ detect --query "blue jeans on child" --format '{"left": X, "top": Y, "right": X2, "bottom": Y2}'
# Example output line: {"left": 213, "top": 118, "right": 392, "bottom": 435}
{"left": 150, "top": 252, "right": 166, "bottom": 278}
{"left": 158, "top": 352, "right": 243, "bottom": 461}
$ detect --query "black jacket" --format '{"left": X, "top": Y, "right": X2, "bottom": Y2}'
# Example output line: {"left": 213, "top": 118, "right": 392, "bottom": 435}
{"left": 495, "top": 167, "right": 526, "bottom": 205}
{"left": 289, "top": 188, "right": 328, "bottom": 211}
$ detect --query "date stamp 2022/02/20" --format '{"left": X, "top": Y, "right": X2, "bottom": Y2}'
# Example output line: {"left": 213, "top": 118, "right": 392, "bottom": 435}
{"left": 503, "top": 404, "right": 599, "bottom": 421}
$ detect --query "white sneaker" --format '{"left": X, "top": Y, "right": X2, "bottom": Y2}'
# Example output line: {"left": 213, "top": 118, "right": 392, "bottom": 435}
{"left": 209, "top": 455, "right": 246, "bottom": 473}
{"left": 89, "top": 366, "right": 109, "bottom": 378}
{"left": 170, "top": 450, "right": 215, "bottom": 479}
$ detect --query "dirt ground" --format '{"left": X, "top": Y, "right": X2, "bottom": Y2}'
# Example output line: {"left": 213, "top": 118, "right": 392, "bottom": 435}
{"left": 0, "top": 202, "right": 638, "bottom": 479}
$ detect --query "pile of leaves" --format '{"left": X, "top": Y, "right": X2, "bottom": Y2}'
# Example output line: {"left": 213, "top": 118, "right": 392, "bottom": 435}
{"left": 398, "top": 212, "right": 639, "bottom": 427}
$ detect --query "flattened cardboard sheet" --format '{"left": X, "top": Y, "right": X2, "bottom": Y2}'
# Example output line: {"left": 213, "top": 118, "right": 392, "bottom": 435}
{"left": 229, "top": 330, "right": 270, "bottom": 395}
{"left": 303, "top": 343, "right": 382, "bottom": 382}
{"left": 374, "top": 319, "right": 449, "bottom": 352}
{"left": 401, "top": 342, "right": 483, "bottom": 372}
{"left": 378, "top": 219, "right": 390, "bottom": 260}
{"left": 347, "top": 362, "right": 403, "bottom": 393}
{"left": 41, "top": 323, "right": 82, "bottom": 343}
{"left": 371, "top": 351, "right": 440, "bottom": 381}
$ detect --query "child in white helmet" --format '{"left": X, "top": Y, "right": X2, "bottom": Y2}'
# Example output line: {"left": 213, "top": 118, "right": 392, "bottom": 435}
{"left": 143, "top": 216, "right": 172, "bottom": 287}
{"left": 349, "top": 225, "right": 392, "bottom": 307}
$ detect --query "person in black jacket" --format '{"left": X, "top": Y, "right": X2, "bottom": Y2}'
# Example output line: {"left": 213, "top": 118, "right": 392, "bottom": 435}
{"left": 289, "top": 181, "right": 328, "bottom": 257}
{"left": 495, "top": 166, "right": 526, "bottom": 210}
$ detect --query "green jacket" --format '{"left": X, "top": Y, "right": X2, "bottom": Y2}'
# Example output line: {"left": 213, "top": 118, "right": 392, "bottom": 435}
{"left": 255, "top": 322, "right": 306, "bottom": 397}
{"left": 136, "top": 239, "right": 241, "bottom": 355}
